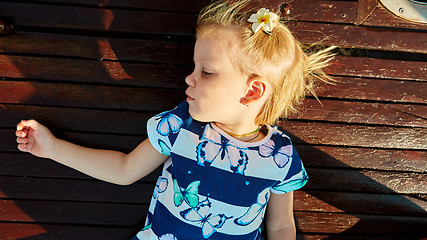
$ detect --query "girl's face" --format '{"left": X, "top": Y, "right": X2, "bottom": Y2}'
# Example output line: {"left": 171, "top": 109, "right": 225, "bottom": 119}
{"left": 185, "top": 29, "right": 248, "bottom": 124}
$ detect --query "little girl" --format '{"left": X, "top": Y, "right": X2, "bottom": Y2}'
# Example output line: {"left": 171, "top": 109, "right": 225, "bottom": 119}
{"left": 15, "top": 1, "right": 334, "bottom": 239}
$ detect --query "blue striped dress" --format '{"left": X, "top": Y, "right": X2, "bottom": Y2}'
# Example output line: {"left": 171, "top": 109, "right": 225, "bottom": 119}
{"left": 132, "top": 101, "right": 308, "bottom": 240}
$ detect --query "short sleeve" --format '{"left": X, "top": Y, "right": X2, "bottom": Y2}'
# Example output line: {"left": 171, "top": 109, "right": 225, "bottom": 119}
{"left": 271, "top": 147, "right": 308, "bottom": 194}
{"left": 147, "top": 101, "right": 189, "bottom": 155}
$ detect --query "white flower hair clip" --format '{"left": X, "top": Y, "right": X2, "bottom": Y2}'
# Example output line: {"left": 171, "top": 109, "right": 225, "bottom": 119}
{"left": 248, "top": 8, "right": 278, "bottom": 34}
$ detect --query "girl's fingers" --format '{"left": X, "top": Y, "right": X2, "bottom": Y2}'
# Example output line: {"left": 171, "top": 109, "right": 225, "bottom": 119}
{"left": 16, "top": 122, "right": 25, "bottom": 131}
{"left": 16, "top": 129, "right": 28, "bottom": 138}
{"left": 17, "top": 143, "right": 28, "bottom": 152}
{"left": 16, "top": 137, "right": 27, "bottom": 144}
{"left": 17, "top": 120, "right": 38, "bottom": 131}
{"left": 21, "top": 119, "right": 39, "bottom": 129}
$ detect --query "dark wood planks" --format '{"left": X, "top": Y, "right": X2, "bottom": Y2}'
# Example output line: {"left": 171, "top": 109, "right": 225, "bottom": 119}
{"left": 314, "top": 77, "right": 426, "bottom": 104}
{"left": 288, "top": 21, "right": 427, "bottom": 54}
{"left": 0, "top": 55, "right": 190, "bottom": 88}
{"left": 27, "top": 0, "right": 211, "bottom": 12}
{"left": 0, "top": 223, "right": 136, "bottom": 240}
{"left": 0, "top": 81, "right": 184, "bottom": 111}
{"left": 292, "top": 98, "right": 427, "bottom": 127}
{"left": 0, "top": 2, "right": 197, "bottom": 35}
{"left": 286, "top": 1, "right": 357, "bottom": 24}
{"left": 281, "top": 121, "right": 426, "bottom": 149}
{"left": 295, "top": 145, "right": 426, "bottom": 173}
{"left": 327, "top": 55, "right": 426, "bottom": 82}
{"left": 0, "top": 0, "right": 426, "bottom": 239}
{"left": 0, "top": 199, "right": 148, "bottom": 226}
{"left": 0, "top": 176, "right": 154, "bottom": 204}
{"left": 0, "top": 32, "right": 194, "bottom": 63}
{"left": 294, "top": 211, "right": 426, "bottom": 238}
{"left": 362, "top": 1, "right": 427, "bottom": 31}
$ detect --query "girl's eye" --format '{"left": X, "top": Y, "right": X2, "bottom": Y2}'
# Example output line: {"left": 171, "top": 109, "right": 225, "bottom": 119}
{"left": 202, "top": 70, "right": 212, "bottom": 76}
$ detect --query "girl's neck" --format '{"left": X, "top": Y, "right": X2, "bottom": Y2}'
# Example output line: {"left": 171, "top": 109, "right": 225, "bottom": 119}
{"left": 213, "top": 122, "right": 265, "bottom": 142}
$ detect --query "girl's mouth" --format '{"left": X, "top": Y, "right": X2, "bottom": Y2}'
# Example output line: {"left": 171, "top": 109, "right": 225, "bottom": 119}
{"left": 185, "top": 91, "right": 195, "bottom": 101}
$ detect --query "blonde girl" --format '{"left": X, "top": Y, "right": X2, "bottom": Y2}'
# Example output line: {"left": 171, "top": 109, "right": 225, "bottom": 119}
{"left": 16, "top": 0, "right": 334, "bottom": 239}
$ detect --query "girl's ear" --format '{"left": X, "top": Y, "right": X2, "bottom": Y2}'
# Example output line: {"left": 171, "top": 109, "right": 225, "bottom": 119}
{"left": 241, "top": 75, "right": 267, "bottom": 104}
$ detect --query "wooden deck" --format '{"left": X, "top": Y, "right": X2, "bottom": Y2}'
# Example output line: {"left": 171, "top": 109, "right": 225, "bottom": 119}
{"left": 0, "top": 0, "right": 426, "bottom": 239}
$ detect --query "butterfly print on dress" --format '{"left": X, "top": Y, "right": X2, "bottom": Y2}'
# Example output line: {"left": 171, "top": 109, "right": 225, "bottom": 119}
{"left": 196, "top": 125, "right": 248, "bottom": 175}
{"left": 180, "top": 197, "right": 232, "bottom": 239}
{"left": 156, "top": 111, "right": 183, "bottom": 136}
{"left": 258, "top": 138, "right": 292, "bottom": 168}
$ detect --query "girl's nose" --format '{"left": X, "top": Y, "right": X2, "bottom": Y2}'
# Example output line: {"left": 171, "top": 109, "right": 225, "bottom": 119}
{"left": 185, "top": 72, "right": 196, "bottom": 87}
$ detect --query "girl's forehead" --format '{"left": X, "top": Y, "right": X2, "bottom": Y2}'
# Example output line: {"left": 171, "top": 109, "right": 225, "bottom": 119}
{"left": 195, "top": 29, "right": 242, "bottom": 61}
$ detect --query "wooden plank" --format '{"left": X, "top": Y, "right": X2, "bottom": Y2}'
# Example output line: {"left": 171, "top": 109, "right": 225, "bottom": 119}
{"left": 2, "top": 102, "right": 426, "bottom": 137}
{"left": 356, "top": 0, "right": 379, "bottom": 25}
{"left": 294, "top": 211, "right": 427, "bottom": 237}
{"left": 0, "top": 199, "right": 147, "bottom": 226}
{"left": 281, "top": 121, "right": 427, "bottom": 149}
{"left": 297, "top": 235, "right": 398, "bottom": 240}
{"left": 315, "top": 77, "right": 426, "bottom": 104}
{"left": 294, "top": 191, "right": 427, "bottom": 217}
{"left": 2, "top": 55, "right": 424, "bottom": 90}
{"left": 1, "top": 143, "right": 425, "bottom": 180}
{"left": 0, "top": 55, "right": 190, "bottom": 89}
{"left": 286, "top": 0, "right": 357, "bottom": 24}
{"left": 306, "top": 168, "right": 426, "bottom": 194}
{"left": 20, "top": 0, "right": 285, "bottom": 13}
{"left": 1, "top": 144, "right": 425, "bottom": 180}
{"left": 3, "top": 121, "right": 427, "bottom": 154}
{"left": 291, "top": 98, "right": 427, "bottom": 128}
{"left": 0, "top": 2, "right": 197, "bottom": 35}
{"left": 288, "top": 21, "right": 427, "bottom": 54}
{"left": 0, "top": 128, "right": 143, "bottom": 153}
{"left": 21, "top": 0, "right": 210, "bottom": 12}
{"left": 0, "top": 176, "right": 154, "bottom": 204}
{"left": 0, "top": 104, "right": 153, "bottom": 135}
{"left": 328, "top": 55, "right": 427, "bottom": 81}
{"left": 0, "top": 223, "right": 135, "bottom": 240}
{"left": 0, "top": 31, "right": 194, "bottom": 63}
{"left": 362, "top": 2, "right": 427, "bottom": 31}
{"left": 0, "top": 152, "right": 162, "bottom": 182}
{"left": 0, "top": 81, "right": 185, "bottom": 111}
{"left": 0, "top": 223, "right": 410, "bottom": 240}
{"left": 295, "top": 145, "right": 427, "bottom": 173}
{"left": 0, "top": 193, "right": 424, "bottom": 231}
{"left": 0, "top": 168, "right": 424, "bottom": 202}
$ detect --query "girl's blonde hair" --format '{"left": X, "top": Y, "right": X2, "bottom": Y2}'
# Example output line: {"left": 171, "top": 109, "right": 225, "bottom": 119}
{"left": 197, "top": 0, "right": 335, "bottom": 125}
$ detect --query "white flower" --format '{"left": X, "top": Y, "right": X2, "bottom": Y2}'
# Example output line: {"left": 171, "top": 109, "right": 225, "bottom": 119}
{"left": 248, "top": 8, "right": 278, "bottom": 33}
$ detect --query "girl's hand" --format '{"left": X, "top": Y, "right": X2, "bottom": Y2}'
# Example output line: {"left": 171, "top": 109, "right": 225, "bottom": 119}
{"left": 16, "top": 120, "right": 57, "bottom": 159}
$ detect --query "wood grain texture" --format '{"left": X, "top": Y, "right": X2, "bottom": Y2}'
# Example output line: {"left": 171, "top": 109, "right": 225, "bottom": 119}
{"left": 327, "top": 56, "right": 427, "bottom": 81}
{"left": 291, "top": 98, "right": 427, "bottom": 127}
{"left": 0, "top": 176, "right": 154, "bottom": 204}
{"left": 288, "top": 21, "right": 427, "bottom": 54}
{"left": 0, "top": 223, "right": 136, "bottom": 240}
{"left": 0, "top": 55, "right": 189, "bottom": 88}
{"left": 286, "top": 1, "right": 357, "bottom": 23}
{"left": 0, "top": 2, "right": 197, "bottom": 35}
{"left": 0, "top": 81, "right": 184, "bottom": 111}
{"left": 281, "top": 121, "right": 427, "bottom": 149}
{"left": 0, "top": 199, "right": 147, "bottom": 226}
{"left": 294, "top": 211, "right": 426, "bottom": 237}
{"left": 362, "top": 2, "right": 427, "bottom": 31}
{"left": 314, "top": 77, "right": 426, "bottom": 104}
{"left": 0, "top": 31, "right": 194, "bottom": 63}
{"left": 0, "top": 0, "right": 426, "bottom": 238}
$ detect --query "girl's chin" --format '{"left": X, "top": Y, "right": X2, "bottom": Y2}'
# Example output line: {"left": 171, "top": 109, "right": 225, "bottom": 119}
{"left": 188, "top": 108, "right": 210, "bottom": 123}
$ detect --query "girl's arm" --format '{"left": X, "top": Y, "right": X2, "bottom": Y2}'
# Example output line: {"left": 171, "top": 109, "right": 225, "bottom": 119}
{"left": 16, "top": 120, "right": 168, "bottom": 185}
{"left": 265, "top": 191, "right": 296, "bottom": 240}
